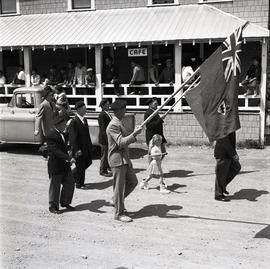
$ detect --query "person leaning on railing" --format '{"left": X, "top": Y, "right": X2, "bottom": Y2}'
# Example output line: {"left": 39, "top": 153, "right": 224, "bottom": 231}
{"left": 0, "top": 70, "right": 6, "bottom": 86}
{"left": 129, "top": 61, "right": 145, "bottom": 95}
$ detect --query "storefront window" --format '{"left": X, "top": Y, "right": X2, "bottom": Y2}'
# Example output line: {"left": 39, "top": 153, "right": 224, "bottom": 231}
{"left": 148, "top": 0, "right": 179, "bottom": 5}
{"left": 68, "top": 0, "right": 95, "bottom": 10}
{"left": 0, "top": 0, "right": 18, "bottom": 15}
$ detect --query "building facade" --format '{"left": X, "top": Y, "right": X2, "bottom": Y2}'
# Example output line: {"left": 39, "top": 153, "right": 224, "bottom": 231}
{"left": 0, "top": 0, "right": 269, "bottom": 145}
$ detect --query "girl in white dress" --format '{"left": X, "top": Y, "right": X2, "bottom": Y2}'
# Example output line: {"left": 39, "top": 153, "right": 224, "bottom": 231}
{"left": 140, "top": 134, "right": 170, "bottom": 194}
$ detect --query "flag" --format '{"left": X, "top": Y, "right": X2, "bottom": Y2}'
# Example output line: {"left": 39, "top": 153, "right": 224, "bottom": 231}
{"left": 185, "top": 25, "right": 244, "bottom": 142}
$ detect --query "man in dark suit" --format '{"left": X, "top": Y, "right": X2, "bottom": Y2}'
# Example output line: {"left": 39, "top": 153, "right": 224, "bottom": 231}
{"left": 98, "top": 99, "right": 112, "bottom": 177}
{"left": 69, "top": 101, "right": 92, "bottom": 189}
{"left": 144, "top": 97, "right": 167, "bottom": 155}
{"left": 107, "top": 99, "right": 142, "bottom": 222}
{"left": 214, "top": 132, "right": 241, "bottom": 202}
{"left": 47, "top": 116, "right": 76, "bottom": 214}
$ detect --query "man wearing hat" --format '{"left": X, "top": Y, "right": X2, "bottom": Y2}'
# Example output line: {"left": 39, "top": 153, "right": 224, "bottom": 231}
{"left": 68, "top": 101, "right": 93, "bottom": 189}
{"left": 144, "top": 97, "right": 167, "bottom": 155}
{"left": 47, "top": 116, "right": 76, "bottom": 214}
{"left": 107, "top": 99, "right": 142, "bottom": 222}
{"left": 34, "top": 85, "right": 59, "bottom": 139}
{"left": 98, "top": 99, "right": 112, "bottom": 177}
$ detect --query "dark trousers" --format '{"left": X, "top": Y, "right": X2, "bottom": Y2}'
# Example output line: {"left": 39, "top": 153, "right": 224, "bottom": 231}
{"left": 99, "top": 144, "right": 110, "bottom": 175}
{"left": 112, "top": 164, "right": 138, "bottom": 217}
{"left": 73, "top": 157, "right": 91, "bottom": 186}
{"left": 215, "top": 158, "right": 241, "bottom": 197}
{"left": 49, "top": 172, "right": 75, "bottom": 209}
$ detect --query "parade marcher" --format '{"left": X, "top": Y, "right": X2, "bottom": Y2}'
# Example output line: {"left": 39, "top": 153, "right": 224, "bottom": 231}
{"left": 144, "top": 97, "right": 167, "bottom": 156}
{"left": 98, "top": 99, "right": 112, "bottom": 177}
{"left": 55, "top": 85, "right": 71, "bottom": 120}
{"left": 214, "top": 132, "right": 241, "bottom": 202}
{"left": 34, "top": 86, "right": 59, "bottom": 139}
{"left": 68, "top": 100, "right": 92, "bottom": 189}
{"left": 47, "top": 116, "right": 76, "bottom": 214}
{"left": 140, "top": 134, "right": 170, "bottom": 194}
{"left": 129, "top": 61, "right": 145, "bottom": 95}
{"left": 106, "top": 99, "right": 142, "bottom": 222}
{"left": 158, "top": 59, "right": 174, "bottom": 85}
{"left": 240, "top": 56, "right": 261, "bottom": 97}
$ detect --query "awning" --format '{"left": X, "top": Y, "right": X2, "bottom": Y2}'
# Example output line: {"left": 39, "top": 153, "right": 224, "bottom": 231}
{"left": 0, "top": 4, "right": 269, "bottom": 48}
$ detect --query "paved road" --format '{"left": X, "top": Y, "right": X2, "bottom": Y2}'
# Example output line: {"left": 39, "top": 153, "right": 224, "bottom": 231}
{"left": 0, "top": 144, "right": 270, "bottom": 269}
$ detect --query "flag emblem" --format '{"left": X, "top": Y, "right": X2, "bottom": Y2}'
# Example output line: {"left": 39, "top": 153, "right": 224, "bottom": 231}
{"left": 222, "top": 26, "right": 243, "bottom": 82}
{"left": 217, "top": 100, "right": 230, "bottom": 116}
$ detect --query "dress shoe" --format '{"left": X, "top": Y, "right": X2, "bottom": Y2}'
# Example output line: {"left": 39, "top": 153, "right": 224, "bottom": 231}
{"left": 49, "top": 206, "right": 60, "bottom": 214}
{"left": 61, "top": 204, "right": 76, "bottom": 211}
{"left": 215, "top": 195, "right": 230, "bottom": 202}
{"left": 114, "top": 215, "right": 133, "bottom": 223}
{"left": 223, "top": 190, "right": 229, "bottom": 195}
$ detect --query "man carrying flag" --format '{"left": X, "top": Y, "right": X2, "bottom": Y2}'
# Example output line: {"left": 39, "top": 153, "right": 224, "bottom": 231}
{"left": 185, "top": 24, "right": 246, "bottom": 201}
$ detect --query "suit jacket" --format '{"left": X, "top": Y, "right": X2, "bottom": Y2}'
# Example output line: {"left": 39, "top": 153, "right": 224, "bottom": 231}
{"left": 98, "top": 111, "right": 112, "bottom": 145}
{"left": 214, "top": 132, "right": 237, "bottom": 159}
{"left": 144, "top": 108, "right": 167, "bottom": 145}
{"left": 68, "top": 115, "right": 92, "bottom": 167}
{"left": 35, "top": 99, "right": 59, "bottom": 137}
{"left": 106, "top": 116, "right": 136, "bottom": 168}
{"left": 47, "top": 129, "right": 71, "bottom": 176}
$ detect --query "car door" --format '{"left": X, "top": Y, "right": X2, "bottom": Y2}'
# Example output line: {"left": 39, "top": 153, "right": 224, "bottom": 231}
{"left": 4, "top": 92, "right": 36, "bottom": 143}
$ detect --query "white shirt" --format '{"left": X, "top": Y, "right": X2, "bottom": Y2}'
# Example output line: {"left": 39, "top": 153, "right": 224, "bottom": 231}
{"left": 0, "top": 75, "right": 6, "bottom": 85}
{"left": 18, "top": 70, "right": 26, "bottom": 81}
{"left": 76, "top": 113, "right": 85, "bottom": 124}
{"left": 182, "top": 66, "right": 194, "bottom": 82}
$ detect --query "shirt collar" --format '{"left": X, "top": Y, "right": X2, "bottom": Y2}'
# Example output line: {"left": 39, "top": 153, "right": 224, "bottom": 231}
{"left": 76, "top": 113, "right": 85, "bottom": 123}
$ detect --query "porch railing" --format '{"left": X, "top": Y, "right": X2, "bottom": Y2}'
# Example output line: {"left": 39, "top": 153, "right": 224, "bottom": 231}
{"left": 0, "top": 83, "right": 261, "bottom": 112}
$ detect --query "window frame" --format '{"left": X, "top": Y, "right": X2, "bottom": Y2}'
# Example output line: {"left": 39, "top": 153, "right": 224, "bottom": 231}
{"left": 15, "top": 92, "right": 35, "bottom": 109}
{"left": 0, "top": 0, "right": 20, "bottom": 16}
{"left": 198, "top": 0, "right": 233, "bottom": 3}
{"left": 67, "top": 0, "right": 95, "bottom": 12}
{"left": 147, "top": 0, "right": 179, "bottom": 7}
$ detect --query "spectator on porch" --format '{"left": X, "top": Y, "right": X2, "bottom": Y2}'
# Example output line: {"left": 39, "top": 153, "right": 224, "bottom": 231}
{"left": 129, "top": 61, "right": 145, "bottom": 95}
{"left": 182, "top": 59, "right": 195, "bottom": 83}
{"left": 240, "top": 56, "right": 261, "bottom": 97}
{"left": 0, "top": 70, "right": 6, "bottom": 86}
{"left": 158, "top": 59, "right": 174, "bottom": 85}
{"left": 12, "top": 65, "right": 25, "bottom": 85}
{"left": 67, "top": 61, "right": 75, "bottom": 85}
{"left": 102, "top": 56, "right": 120, "bottom": 95}
{"left": 58, "top": 67, "right": 68, "bottom": 86}
{"left": 85, "top": 68, "right": 96, "bottom": 87}
{"left": 73, "top": 61, "right": 87, "bottom": 86}
{"left": 48, "top": 65, "right": 59, "bottom": 86}
{"left": 31, "top": 68, "right": 41, "bottom": 86}
{"left": 149, "top": 59, "right": 160, "bottom": 85}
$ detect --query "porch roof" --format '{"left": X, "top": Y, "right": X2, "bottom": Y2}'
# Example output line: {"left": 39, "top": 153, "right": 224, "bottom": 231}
{"left": 0, "top": 4, "right": 269, "bottom": 48}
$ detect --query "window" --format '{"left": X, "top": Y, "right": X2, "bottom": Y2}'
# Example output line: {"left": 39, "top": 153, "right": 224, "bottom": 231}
{"left": 148, "top": 0, "right": 179, "bottom": 6}
{"left": 16, "top": 93, "right": 34, "bottom": 109}
{"left": 0, "top": 0, "right": 19, "bottom": 15}
{"left": 67, "top": 0, "right": 95, "bottom": 11}
{"left": 198, "top": 0, "right": 232, "bottom": 3}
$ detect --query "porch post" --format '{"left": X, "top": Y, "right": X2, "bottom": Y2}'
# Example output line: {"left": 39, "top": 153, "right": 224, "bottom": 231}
{"left": 260, "top": 40, "right": 268, "bottom": 145}
{"left": 174, "top": 43, "right": 182, "bottom": 112}
{"left": 23, "top": 47, "right": 32, "bottom": 87}
{"left": 0, "top": 51, "right": 3, "bottom": 71}
{"left": 95, "top": 45, "right": 103, "bottom": 112}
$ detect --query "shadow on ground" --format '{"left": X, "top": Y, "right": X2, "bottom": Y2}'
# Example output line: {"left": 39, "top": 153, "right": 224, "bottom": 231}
{"left": 129, "top": 147, "right": 148, "bottom": 159}
{"left": 254, "top": 225, "right": 270, "bottom": 240}
{"left": 85, "top": 179, "right": 113, "bottom": 190}
{"left": 75, "top": 199, "right": 111, "bottom": 213}
{"left": 129, "top": 204, "right": 183, "bottom": 219}
{"left": 163, "top": 170, "right": 194, "bottom": 178}
{"left": 238, "top": 170, "right": 259, "bottom": 175}
{"left": 228, "top": 189, "right": 269, "bottom": 201}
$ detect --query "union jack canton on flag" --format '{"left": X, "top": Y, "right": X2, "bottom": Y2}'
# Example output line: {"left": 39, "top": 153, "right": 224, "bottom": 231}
{"left": 185, "top": 25, "right": 245, "bottom": 142}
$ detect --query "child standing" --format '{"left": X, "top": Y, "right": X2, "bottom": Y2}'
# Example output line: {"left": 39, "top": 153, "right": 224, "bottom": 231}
{"left": 140, "top": 134, "right": 170, "bottom": 194}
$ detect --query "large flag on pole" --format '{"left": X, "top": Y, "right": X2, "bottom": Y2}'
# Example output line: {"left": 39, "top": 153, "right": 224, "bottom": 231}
{"left": 185, "top": 25, "right": 244, "bottom": 142}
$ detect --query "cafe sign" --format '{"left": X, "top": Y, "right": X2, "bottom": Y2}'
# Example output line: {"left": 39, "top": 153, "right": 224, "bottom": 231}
{"left": 128, "top": 48, "right": 147, "bottom": 57}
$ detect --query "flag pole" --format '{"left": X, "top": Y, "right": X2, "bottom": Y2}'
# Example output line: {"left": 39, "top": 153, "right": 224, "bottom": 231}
{"left": 139, "top": 67, "right": 200, "bottom": 128}
{"left": 163, "top": 76, "right": 200, "bottom": 117}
